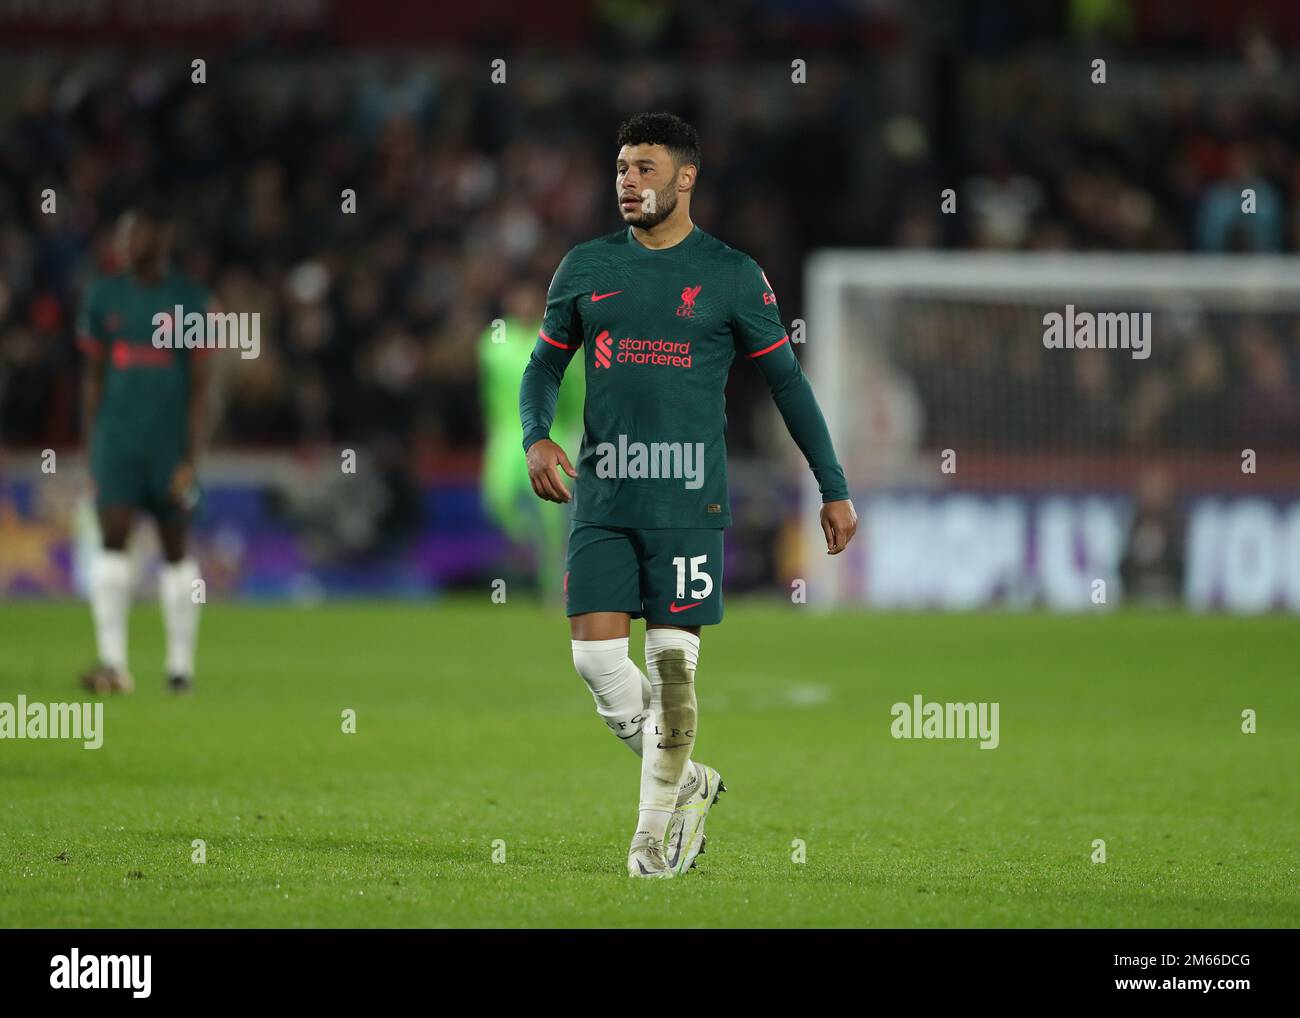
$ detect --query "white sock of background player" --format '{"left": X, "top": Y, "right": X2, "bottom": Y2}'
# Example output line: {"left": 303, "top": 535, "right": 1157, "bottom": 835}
{"left": 90, "top": 549, "right": 132, "bottom": 674}
{"left": 159, "top": 558, "right": 202, "bottom": 679}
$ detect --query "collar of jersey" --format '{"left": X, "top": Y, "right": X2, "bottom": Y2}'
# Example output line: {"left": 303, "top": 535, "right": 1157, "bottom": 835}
{"left": 624, "top": 224, "right": 703, "bottom": 257}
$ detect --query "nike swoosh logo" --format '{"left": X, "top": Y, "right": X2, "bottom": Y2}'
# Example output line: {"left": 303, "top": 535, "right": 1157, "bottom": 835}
{"left": 657, "top": 742, "right": 689, "bottom": 750}
{"left": 591, "top": 290, "right": 622, "bottom": 301}
{"left": 668, "top": 601, "right": 703, "bottom": 613}
{"left": 666, "top": 828, "right": 683, "bottom": 868}
{"left": 698, "top": 770, "right": 709, "bottom": 802}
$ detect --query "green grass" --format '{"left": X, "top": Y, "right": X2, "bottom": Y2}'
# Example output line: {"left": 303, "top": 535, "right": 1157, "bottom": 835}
{"left": 0, "top": 599, "right": 1296, "bottom": 927}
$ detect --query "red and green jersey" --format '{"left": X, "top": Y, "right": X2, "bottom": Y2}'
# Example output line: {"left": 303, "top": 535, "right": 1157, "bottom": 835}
{"left": 77, "top": 269, "right": 212, "bottom": 453}
{"left": 520, "top": 225, "right": 847, "bottom": 530}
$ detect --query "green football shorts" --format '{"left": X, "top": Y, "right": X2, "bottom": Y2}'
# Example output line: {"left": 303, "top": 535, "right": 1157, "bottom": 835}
{"left": 564, "top": 521, "right": 725, "bottom": 625}
{"left": 91, "top": 433, "right": 195, "bottom": 520}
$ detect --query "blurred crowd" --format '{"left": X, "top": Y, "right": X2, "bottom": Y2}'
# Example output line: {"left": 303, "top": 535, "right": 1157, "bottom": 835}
{"left": 3, "top": 7, "right": 1300, "bottom": 457}
{"left": 894, "top": 306, "right": 1300, "bottom": 452}
{"left": 0, "top": 53, "right": 865, "bottom": 454}
{"left": 891, "top": 39, "right": 1300, "bottom": 255}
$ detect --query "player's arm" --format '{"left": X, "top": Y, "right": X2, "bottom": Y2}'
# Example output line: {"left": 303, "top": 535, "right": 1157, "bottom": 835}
{"left": 733, "top": 258, "right": 857, "bottom": 554}
{"left": 80, "top": 355, "right": 107, "bottom": 453}
{"left": 520, "top": 250, "right": 584, "bottom": 503}
{"left": 171, "top": 296, "right": 219, "bottom": 505}
{"left": 166, "top": 362, "right": 207, "bottom": 506}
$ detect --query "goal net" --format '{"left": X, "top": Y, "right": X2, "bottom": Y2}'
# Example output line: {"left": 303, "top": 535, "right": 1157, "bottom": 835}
{"left": 798, "top": 252, "right": 1300, "bottom": 613}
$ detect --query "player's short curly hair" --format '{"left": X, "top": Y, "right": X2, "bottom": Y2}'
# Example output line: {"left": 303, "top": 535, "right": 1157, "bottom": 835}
{"left": 616, "top": 112, "right": 702, "bottom": 173}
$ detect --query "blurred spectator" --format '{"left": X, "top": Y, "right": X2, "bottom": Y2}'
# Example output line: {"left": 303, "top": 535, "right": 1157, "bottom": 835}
{"left": 1196, "top": 144, "right": 1284, "bottom": 252}
{"left": 1235, "top": 328, "right": 1300, "bottom": 445}
{"left": 1120, "top": 467, "right": 1186, "bottom": 605}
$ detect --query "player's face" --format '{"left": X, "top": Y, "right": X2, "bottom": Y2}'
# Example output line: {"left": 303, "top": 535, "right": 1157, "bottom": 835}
{"left": 616, "top": 144, "right": 680, "bottom": 228}
{"left": 116, "top": 213, "right": 161, "bottom": 269}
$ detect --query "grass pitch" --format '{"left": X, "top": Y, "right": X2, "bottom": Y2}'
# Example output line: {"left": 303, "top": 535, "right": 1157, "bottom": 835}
{"left": 1, "top": 599, "right": 1296, "bottom": 928}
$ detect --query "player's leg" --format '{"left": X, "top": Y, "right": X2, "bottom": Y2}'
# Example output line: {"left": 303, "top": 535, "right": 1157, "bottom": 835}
{"left": 83, "top": 494, "right": 137, "bottom": 695}
{"left": 569, "top": 615, "right": 647, "bottom": 742}
{"left": 640, "top": 528, "right": 726, "bottom": 874}
{"left": 156, "top": 513, "right": 201, "bottom": 693}
{"left": 150, "top": 443, "right": 202, "bottom": 694}
{"left": 564, "top": 524, "right": 674, "bottom": 876}
{"left": 566, "top": 523, "right": 652, "bottom": 751}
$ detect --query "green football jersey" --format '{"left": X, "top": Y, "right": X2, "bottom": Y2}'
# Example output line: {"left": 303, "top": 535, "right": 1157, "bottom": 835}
{"left": 521, "top": 225, "right": 848, "bottom": 530}
{"left": 77, "top": 269, "right": 212, "bottom": 453}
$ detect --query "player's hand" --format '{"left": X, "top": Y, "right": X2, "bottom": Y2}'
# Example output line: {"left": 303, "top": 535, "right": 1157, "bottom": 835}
{"left": 820, "top": 498, "right": 857, "bottom": 555}
{"left": 169, "top": 460, "right": 197, "bottom": 508}
{"left": 526, "top": 439, "right": 578, "bottom": 503}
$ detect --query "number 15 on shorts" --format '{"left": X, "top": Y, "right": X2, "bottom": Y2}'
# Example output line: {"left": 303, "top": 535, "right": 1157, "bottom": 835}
{"left": 673, "top": 555, "right": 713, "bottom": 600}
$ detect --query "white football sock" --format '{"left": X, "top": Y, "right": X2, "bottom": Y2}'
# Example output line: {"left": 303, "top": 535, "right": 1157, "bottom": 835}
{"left": 572, "top": 638, "right": 651, "bottom": 752}
{"left": 90, "top": 549, "right": 133, "bottom": 673}
{"left": 159, "top": 558, "right": 202, "bottom": 678}
{"left": 571, "top": 638, "right": 696, "bottom": 788}
{"left": 638, "top": 628, "right": 700, "bottom": 842}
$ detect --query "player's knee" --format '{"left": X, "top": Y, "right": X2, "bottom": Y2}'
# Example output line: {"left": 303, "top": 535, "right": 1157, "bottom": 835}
{"left": 571, "top": 637, "right": 631, "bottom": 694}
{"left": 572, "top": 637, "right": 647, "bottom": 741}
{"left": 98, "top": 508, "right": 133, "bottom": 550}
{"left": 157, "top": 524, "right": 188, "bottom": 563}
{"left": 647, "top": 647, "right": 695, "bottom": 687}
{"left": 645, "top": 629, "right": 700, "bottom": 686}
{"left": 100, "top": 525, "right": 130, "bottom": 551}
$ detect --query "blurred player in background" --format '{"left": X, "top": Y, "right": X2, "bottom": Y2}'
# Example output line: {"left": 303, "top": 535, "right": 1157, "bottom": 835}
{"left": 521, "top": 113, "right": 857, "bottom": 878}
{"left": 479, "top": 277, "right": 584, "bottom": 601}
{"left": 77, "top": 201, "right": 215, "bottom": 695}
